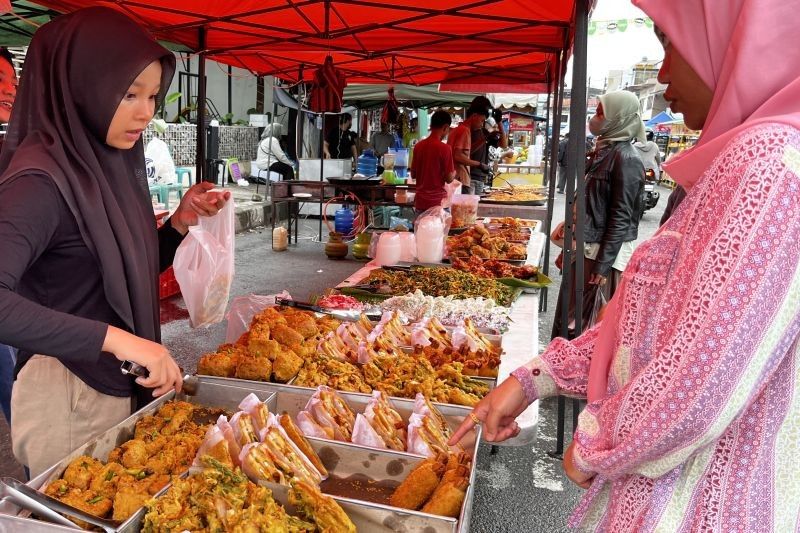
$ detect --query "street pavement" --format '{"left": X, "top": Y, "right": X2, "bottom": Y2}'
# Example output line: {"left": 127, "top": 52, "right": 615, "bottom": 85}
{"left": 0, "top": 185, "right": 674, "bottom": 531}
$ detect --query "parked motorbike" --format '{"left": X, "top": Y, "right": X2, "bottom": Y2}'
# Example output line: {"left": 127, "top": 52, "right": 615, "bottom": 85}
{"left": 641, "top": 168, "right": 660, "bottom": 217}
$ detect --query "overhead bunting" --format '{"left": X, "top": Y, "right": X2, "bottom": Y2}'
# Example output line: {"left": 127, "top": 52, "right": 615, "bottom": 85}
{"left": 589, "top": 17, "right": 653, "bottom": 35}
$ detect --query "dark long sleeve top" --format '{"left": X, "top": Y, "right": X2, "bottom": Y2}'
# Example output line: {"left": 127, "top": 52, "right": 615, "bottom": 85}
{"left": 0, "top": 174, "right": 185, "bottom": 396}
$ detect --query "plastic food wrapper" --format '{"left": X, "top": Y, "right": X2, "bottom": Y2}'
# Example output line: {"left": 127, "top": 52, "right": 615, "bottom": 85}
{"left": 230, "top": 411, "right": 260, "bottom": 447}
{"left": 442, "top": 180, "right": 462, "bottom": 208}
{"left": 413, "top": 205, "right": 452, "bottom": 237}
{"left": 297, "top": 410, "right": 334, "bottom": 440}
{"left": 301, "top": 386, "right": 355, "bottom": 441}
{"left": 351, "top": 413, "right": 387, "bottom": 450}
{"left": 173, "top": 193, "right": 235, "bottom": 328}
{"left": 215, "top": 415, "right": 243, "bottom": 466}
{"left": 450, "top": 326, "right": 480, "bottom": 353}
{"left": 191, "top": 423, "right": 234, "bottom": 470}
{"left": 245, "top": 413, "right": 325, "bottom": 485}
{"left": 352, "top": 391, "right": 407, "bottom": 451}
{"left": 238, "top": 393, "right": 271, "bottom": 433}
{"left": 225, "top": 291, "right": 291, "bottom": 343}
{"left": 407, "top": 413, "right": 438, "bottom": 457}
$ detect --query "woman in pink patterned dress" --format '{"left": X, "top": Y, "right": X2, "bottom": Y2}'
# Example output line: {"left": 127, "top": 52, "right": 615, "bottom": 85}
{"left": 451, "top": 0, "right": 800, "bottom": 530}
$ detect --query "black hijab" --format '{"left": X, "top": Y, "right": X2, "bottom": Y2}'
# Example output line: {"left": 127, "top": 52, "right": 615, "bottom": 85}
{"left": 0, "top": 7, "right": 176, "bottom": 343}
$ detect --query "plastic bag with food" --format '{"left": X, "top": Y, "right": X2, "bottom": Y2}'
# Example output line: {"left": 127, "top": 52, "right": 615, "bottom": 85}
{"left": 173, "top": 194, "right": 235, "bottom": 328}
{"left": 224, "top": 291, "right": 291, "bottom": 343}
{"left": 450, "top": 194, "right": 480, "bottom": 228}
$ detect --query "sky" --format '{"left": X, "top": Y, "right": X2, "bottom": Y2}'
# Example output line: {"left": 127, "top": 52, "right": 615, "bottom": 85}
{"left": 565, "top": 0, "right": 665, "bottom": 89}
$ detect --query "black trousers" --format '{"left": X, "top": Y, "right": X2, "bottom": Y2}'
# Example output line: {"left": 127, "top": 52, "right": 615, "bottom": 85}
{"left": 270, "top": 161, "right": 295, "bottom": 181}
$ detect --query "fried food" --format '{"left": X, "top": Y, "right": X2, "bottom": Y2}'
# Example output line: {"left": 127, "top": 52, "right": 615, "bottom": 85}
{"left": 44, "top": 401, "right": 214, "bottom": 524}
{"left": 366, "top": 391, "right": 406, "bottom": 451}
{"left": 448, "top": 225, "right": 528, "bottom": 261}
{"left": 62, "top": 456, "right": 103, "bottom": 490}
{"left": 389, "top": 454, "right": 447, "bottom": 510}
{"left": 363, "top": 266, "right": 516, "bottom": 306}
{"left": 143, "top": 456, "right": 317, "bottom": 533}
{"left": 279, "top": 412, "right": 328, "bottom": 477}
{"left": 272, "top": 348, "right": 304, "bottom": 382}
{"left": 260, "top": 426, "right": 323, "bottom": 486}
{"left": 198, "top": 307, "right": 342, "bottom": 384}
{"left": 289, "top": 480, "right": 356, "bottom": 533}
{"left": 420, "top": 477, "right": 469, "bottom": 518}
{"left": 295, "top": 355, "right": 372, "bottom": 393}
{"left": 452, "top": 255, "right": 538, "bottom": 280}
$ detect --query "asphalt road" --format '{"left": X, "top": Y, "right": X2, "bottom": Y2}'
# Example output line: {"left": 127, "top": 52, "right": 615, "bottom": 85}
{"left": 0, "top": 185, "right": 674, "bottom": 531}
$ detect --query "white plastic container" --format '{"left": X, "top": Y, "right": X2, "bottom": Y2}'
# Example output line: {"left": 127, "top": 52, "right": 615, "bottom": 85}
{"left": 374, "top": 232, "right": 402, "bottom": 266}
{"left": 397, "top": 232, "right": 417, "bottom": 263}
{"left": 415, "top": 216, "right": 445, "bottom": 263}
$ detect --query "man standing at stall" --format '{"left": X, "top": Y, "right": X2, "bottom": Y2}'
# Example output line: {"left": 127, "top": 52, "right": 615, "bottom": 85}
{"left": 448, "top": 97, "right": 492, "bottom": 194}
{"left": 470, "top": 111, "right": 508, "bottom": 193}
{"left": 323, "top": 113, "right": 358, "bottom": 167}
{"left": 412, "top": 110, "right": 456, "bottom": 213}
{"left": 370, "top": 121, "right": 395, "bottom": 159}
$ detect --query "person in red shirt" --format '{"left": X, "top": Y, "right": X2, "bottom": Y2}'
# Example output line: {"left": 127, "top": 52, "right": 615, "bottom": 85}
{"left": 412, "top": 110, "right": 456, "bottom": 212}
{"left": 447, "top": 99, "right": 491, "bottom": 194}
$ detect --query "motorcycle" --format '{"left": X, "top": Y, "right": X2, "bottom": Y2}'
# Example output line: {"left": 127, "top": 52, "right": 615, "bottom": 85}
{"left": 641, "top": 168, "right": 660, "bottom": 217}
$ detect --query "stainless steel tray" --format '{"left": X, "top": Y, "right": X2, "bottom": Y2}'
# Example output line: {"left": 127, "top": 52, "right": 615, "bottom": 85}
{"left": 0, "top": 378, "right": 277, "bottom": 532}
{"left": 1, "top": 378, "right": 481, "bottom": 532}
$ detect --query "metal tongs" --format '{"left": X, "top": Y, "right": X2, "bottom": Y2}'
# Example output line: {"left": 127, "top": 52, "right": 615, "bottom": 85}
{"left": 276, "top": 297, "right": 378, "bottom": 321}
{"left": 1, "top": 477, "right": 122, "bottom": 532}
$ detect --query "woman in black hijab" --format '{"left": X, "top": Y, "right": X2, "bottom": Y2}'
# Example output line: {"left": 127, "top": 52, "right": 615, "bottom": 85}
{"left": 0, "top": 7, "right": 229, "bottom": 476}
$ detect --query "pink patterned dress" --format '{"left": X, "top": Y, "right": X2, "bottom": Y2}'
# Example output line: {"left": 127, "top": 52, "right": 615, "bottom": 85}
{"left": 512, "top": 124, "right": 800, "bottom": 531}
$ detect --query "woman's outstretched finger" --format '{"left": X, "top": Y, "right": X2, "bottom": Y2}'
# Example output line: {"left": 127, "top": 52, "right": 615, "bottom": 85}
{"left": 449, "top": 404, "right": 487, "bottom": 445}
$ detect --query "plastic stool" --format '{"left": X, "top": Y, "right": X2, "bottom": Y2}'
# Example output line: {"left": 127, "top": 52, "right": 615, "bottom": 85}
{"left": 149, "top": 184, "right": 166, "bottom": 206}
{"left": 175, "top": 167, "right": 192, "bottom": 186}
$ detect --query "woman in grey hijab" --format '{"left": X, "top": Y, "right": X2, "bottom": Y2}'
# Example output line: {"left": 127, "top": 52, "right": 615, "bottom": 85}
{"left": 551, "top": 90, "right": 646, "bottom": 339}
{"left": 256, "top": 122, "right": 295, "bottom": 180}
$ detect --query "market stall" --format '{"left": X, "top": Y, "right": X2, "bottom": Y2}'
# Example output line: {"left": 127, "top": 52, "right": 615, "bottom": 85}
{"left": 0, "top": 0, "right": 595, "bottom": 528}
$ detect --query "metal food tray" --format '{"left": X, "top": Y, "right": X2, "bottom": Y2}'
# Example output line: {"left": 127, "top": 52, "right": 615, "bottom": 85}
{"left": 2, "top": 379, "right": 482, "bottom": 532}
{"left": 0, "top": 378, "right": 277, "bottom": 532}
{"left": 199, "top": 379, "right": 481, "bottom": 533}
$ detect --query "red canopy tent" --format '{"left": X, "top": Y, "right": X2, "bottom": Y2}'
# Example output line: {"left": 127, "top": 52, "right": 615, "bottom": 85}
{"left": 32, "top": 0, "right": 577, "bottom": 89}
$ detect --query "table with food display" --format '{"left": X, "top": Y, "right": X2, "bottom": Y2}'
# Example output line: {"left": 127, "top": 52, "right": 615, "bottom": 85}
{"left": 0, "top": 212, "right": 549, "bottom": 532}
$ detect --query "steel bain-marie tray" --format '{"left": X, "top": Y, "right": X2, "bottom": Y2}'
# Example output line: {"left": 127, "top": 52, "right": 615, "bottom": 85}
{"left": 1, "top": 378, "right": 481, "bottom": 532}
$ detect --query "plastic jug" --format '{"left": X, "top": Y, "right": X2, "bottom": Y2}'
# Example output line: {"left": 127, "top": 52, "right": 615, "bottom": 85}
{"left": 415, "top": 216, "right": 445, "bottom": 263}
{"left": 388, "top": 148, "right": 409, "bottom": 178}
{"left": 375, "top": 232, "right": 402, "bottom": 266}
{"left": 356, "top": 149, "right": 379, "bottom": 177}
{"left": 397, "top": 232, "right": 417, "bottom": 263}
{"left": 334, "top": 206, "right": 354, "bottom": 235}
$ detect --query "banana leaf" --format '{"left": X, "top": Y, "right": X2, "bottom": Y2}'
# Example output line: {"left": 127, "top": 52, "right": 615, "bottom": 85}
{"left": 496, "top": 271, "right": 552, "bottom": 289}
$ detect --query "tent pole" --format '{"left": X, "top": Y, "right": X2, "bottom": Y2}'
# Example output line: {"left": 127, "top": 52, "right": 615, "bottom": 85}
{"left": 571, "top": 0, "right": 590, "bottom": 339}
{"left": 196, "top": 27, "right": 207, "bottom": 184}
{"left": 297, "top": 65, "right": 305, "bottom": 159}
{"left": 540, "top": 53, "right": 565, "bottom": 314}
{"left": 552, "top": 0, "right": 589, "bottom": 458}
{"left": 319, "top": 113, "right": 325, "bottom": 241}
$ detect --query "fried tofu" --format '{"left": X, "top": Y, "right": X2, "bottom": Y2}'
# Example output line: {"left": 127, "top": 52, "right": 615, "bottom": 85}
{"left": 234, "top": 354, "right": 273, "bottom": 382}
{"left": 270, "top": 323, "right": 305, "bottom": 347}
{"left": 272, "top": 349, "right": 303, "bottom": 383}
{"left": 62, "top": 456, "right": 103, "bottom": 490}
{"left": 197, "top": 351, "right": 237, "bottom": 377}
{"left": 120, "top": 440, "right": 148, "bottom": 469}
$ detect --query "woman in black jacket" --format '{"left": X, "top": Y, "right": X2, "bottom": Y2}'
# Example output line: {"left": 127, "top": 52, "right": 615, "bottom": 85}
{"left": 552, "top": 91, "right": 645, "bottom": 338}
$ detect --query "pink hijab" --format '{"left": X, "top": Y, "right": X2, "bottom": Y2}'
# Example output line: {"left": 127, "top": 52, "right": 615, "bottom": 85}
{"left": 587, "top": 0, "right": 800, "bottom": 402}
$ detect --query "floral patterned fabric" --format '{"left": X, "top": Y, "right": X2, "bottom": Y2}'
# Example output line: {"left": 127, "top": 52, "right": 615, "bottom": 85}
{"left": 515, "top": 123, "right": 800, "bottom": 532}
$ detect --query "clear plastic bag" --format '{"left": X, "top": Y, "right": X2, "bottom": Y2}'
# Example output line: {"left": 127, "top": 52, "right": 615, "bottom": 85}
{"left": 414, "top": 206, "right": 452, "bottom": 263}
{"left": 587, "top": 287, "right": 608, "bottom": 329}
{"left": 224, "top": 291, "right": 291, "bottom": 343}
{"left": 173, "top": 196, "right": 235, "bottom": 328}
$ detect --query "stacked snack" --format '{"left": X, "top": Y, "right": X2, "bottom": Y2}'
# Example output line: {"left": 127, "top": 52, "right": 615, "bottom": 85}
{"left": 198, "top": 307, "right": 340, "bottom": 383}
{"left": 43, "top": 402, "right": 220, "bottom": 525}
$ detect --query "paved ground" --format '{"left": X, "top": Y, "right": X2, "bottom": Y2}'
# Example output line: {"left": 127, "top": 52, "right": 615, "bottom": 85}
{"left": 0, "top": 184, "right": 673, "bottom": 531}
